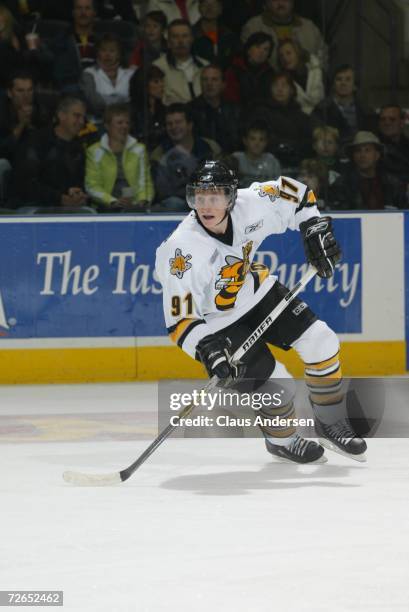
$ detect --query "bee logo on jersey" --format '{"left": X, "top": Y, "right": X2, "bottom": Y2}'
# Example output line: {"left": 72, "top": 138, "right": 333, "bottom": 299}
{"left": 255, "top": 184, "right": 280, "bottom": 203}
{"left": 169, "top": 248, "right": 192, "bottom": 279}
{"left": 214, "top": 242, "right": 253, "bottom": 311}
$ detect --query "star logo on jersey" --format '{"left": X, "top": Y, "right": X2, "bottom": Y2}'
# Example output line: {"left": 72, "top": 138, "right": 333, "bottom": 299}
{"left": 214, "top": 242, "right": 253, "bottom": 311}
{"left": 255, "top": 184, "right": 280, "bottom": 203}
{"left": 169, "top": 248, "right": 192, "bottom": 279}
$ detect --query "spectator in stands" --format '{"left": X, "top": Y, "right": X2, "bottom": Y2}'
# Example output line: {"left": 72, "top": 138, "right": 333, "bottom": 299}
{"left": 72, "top": 0, "right": 98, "bottom": 71}
{"left": 224, "top": 31, "right": 275, "bottom": 106}
{"left": 0, "top": 71, "right": 49, "bottom": 165}
{"left": 86, "top": 103, "right": 153, "bottom": 211}
{"left": 189, "top": 64, "right": 240, "bottom": 153}
{"left": 329, "top": 131, "right": 407, "bottom": 210}
{"left": 232, "top": 120, "right": 281, "bottom": 187}
{"left": 146, "top": 0, "right": 200, "bottom": 25}
{"left": 312, "top": 125, "right": 344, "bottom": 184}
{"left": 129, "top": 10, "right": 167, "bottom": 68}
{"left": 297, "top": 158, "right": 328, "bottom": 210}
{"left": 152, "top": 19, "right": 208, "bottom": 105}
{"left": 13, "top": 96, "right": 89, "bottom": 208}
{"left": 80, "top": 34, "right": 136, "bottom": 119}
{"left": 377, "top": 104, "right": 409, "bottom": 184}
{"left": 130, "top": 64, "right": 166, "bottom": 151}
{"left": 192, "top": 0, "right": 239, "bottom": 68}
{"left": 248, "top": 72, "right": 312, "bottom": 173}
{"left": 312, "top": 65, "right": 374, "bottom": 145}
{"left": 277, "top": 38, "right": 323, "bottom": 114}
{"left": 0, "top": 3, "right": 53, "bottom": 88}
{"left": 241, "top": 0, "right": 327, "bottom": 69}
{"left": 150, "top": 102, "right": 220, "bottom": 210}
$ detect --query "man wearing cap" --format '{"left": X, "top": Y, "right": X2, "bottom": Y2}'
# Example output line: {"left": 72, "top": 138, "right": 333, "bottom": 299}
{"left": 329, "top": 131, "right": 407, "bottom": 210}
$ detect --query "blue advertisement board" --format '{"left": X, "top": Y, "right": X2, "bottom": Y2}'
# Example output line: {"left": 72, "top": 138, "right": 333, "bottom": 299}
{"left": 0, "top": 216, "right": 361, "bottom": 340}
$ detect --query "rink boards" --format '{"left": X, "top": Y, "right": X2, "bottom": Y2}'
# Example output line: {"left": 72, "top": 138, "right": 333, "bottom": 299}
{"left": 0, "top": 211, "right": 406, "bottom": 383}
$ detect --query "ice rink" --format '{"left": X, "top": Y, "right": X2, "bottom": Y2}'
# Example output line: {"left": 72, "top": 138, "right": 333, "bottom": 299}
{"left": 1, "top": 382, "right": 409, "bottom": 612}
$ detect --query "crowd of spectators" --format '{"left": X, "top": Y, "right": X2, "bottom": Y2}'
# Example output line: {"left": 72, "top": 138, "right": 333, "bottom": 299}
{"left": 0, "top": 0, "right": 408, "bottom": 214}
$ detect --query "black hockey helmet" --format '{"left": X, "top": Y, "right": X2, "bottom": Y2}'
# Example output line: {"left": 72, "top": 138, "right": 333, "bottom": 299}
{"left": 186, "top": 160, "right": 238, "bottom": 211}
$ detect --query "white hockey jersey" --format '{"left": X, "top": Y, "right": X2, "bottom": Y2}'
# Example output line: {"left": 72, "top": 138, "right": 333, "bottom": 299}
{"left": 155, "top": 177, "right": 320, "bottom": 358}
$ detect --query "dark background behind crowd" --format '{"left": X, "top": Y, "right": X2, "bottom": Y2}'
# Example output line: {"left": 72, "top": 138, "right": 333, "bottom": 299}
{"left": 0, "top": 0, "right": 408, "bottom": 213}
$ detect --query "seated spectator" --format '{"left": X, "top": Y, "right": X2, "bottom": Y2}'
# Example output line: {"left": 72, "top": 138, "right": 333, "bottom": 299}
{"left": 312, "top": 64, "right": 374, "bottom": 145}
{"left": 130, "top": 64, "right": 166, "bottom": 151}
{"left": 329, "top": 131, "right": 407, "bottom": 210}
{"left": 129, "top": 10, "right": 167, "bottom": 68}
{"left": 248, "top": 72, "right": 313, "bottom": 173}
{"left": 80, "top": 34, "right": 136, "bottom": 119}
{"left": 150, "top": 102, "right": 220, "bottom": 210}
{"left": 241, "top": 0, "right": 327, "bottom": 69}
{"left": 189, "top": 63, "right": 240, "bottom": 153}
{"left": 192, "top": 0, "right": 240, "bottom": 68}
{"left": 153, "top": 19, "right": 208, "bottom": 105}
{"left": 146, "top": 0, "right": 200, "bottom": 25}
{"left": 86, "top": 103, "right": 153, "bottom": 211}
{"left": 377, "top": 104, "right": 409, "bottom": 184}
{"left": 232, "top": 120, "right": 281, "bottom": 187}
{"left": 0, "top": 3, "right": 53, "bottom": 88}
{"left": 13, "top": 96, "right": 89, "bottom": 208}
{"left": 0, "top": 71, "right": 50, "bottom": 166}
{"left": 224, "top": 31, "right": 275, "bottom": 105}
{"left": 277, "top": 38, "right": 324, "bottom": 114}
{"left": 297, "top": 158, "right": 328, "bottom": 210}
{"left": 312, "top": 125, "right": 344, "bottom": 184}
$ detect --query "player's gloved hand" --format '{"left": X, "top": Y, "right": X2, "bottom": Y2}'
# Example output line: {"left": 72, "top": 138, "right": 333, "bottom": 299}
{"left": 299, "top": 216, "right": 342, "bottom": 278}
{"left": 196, "top": 334, "right": 246, "bottom": 387}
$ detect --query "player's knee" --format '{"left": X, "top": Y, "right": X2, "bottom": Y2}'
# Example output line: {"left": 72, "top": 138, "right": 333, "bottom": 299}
{"left": 295, "top": 320, "right": 340, "bottom": 364}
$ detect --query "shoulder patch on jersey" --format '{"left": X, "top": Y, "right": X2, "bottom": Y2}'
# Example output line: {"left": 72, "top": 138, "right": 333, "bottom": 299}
{"left": 245, "top": 219, "right": 264, "bottom": 234}
{"left": 169, "top": 248, "right": 192, "bottom": 279}
{"left": 254, "top": 184, "right": 280, "bottom": 203}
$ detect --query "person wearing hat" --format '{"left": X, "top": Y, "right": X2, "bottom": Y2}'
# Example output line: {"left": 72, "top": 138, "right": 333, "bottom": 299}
{"left": 328, "top": 130, "right": 407, "bottom": 210}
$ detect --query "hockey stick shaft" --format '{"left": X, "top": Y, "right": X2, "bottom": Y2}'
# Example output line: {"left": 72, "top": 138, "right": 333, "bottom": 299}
{"left": 63, "top": 266, "right": 316, "bottom": 485}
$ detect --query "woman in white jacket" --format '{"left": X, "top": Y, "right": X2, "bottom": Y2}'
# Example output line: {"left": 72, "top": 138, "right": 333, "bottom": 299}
{"left": 277, "top": 38, "right": 324, "bottom": 115}
{"left": 80, "top": 34, "right": 136, "bottom": 120}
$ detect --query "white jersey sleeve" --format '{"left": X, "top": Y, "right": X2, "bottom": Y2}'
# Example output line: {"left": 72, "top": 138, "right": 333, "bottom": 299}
{"left": 246, "top": 176, "right": 320, "bottom": 234}
{"left": 155, "top": 237, "right": 212, "bottom": 359}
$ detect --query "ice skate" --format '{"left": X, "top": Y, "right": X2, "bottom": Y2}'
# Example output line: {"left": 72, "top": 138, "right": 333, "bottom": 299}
{"left": 265, "top": 434, "right": 327, "bottom": 464}
{"left": 315, "top": 418, "right": 367, "bottom": 462}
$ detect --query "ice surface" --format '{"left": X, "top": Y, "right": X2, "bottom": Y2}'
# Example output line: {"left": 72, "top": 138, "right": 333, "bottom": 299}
{"left": 1, "top": 383, "right": 409, "bottom": 612}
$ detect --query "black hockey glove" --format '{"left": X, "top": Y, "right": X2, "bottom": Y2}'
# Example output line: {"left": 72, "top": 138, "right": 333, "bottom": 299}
{"left": 196, "top": 334, "right": 246, "bottom": 388}
{"left": 299, "top": 216, "right": 342, "bottom": 279}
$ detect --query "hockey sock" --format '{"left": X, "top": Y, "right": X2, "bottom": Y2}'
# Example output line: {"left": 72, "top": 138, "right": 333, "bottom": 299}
{"left": 304, "top": 351, "right": 346, "bottom": 424}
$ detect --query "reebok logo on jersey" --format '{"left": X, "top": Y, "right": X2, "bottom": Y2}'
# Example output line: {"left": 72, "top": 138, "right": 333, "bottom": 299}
{"left": 169, "top": 248, "right": 192, "bottom": 279}
{"left": 245, "top": 219, "right": 263, "bottom": 234}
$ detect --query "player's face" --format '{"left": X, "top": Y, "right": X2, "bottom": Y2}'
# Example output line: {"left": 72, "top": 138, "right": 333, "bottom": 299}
{"left": 195, "top": 188, "right": 229, "bottom": 230}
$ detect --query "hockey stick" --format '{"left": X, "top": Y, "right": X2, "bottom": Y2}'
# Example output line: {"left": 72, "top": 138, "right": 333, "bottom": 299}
{"left": 63, "top": 266, "right": 317, "bottom": 486}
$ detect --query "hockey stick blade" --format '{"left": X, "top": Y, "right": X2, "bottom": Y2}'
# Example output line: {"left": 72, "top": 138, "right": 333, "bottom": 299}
{"left": 63, "top": 266, "right": 317, "bottom": 486}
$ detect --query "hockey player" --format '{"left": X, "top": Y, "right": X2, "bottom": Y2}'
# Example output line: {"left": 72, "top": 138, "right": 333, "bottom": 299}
{"left": 155, "top": 160, "right": 367, "bottom": 463}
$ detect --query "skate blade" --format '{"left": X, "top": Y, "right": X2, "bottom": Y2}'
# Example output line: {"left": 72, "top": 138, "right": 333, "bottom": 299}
{"left": 271, "top": 454, "right": 328, "bottom": 465}
{"left": 318, "top": 438, "right": 367, "bottom": 463}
